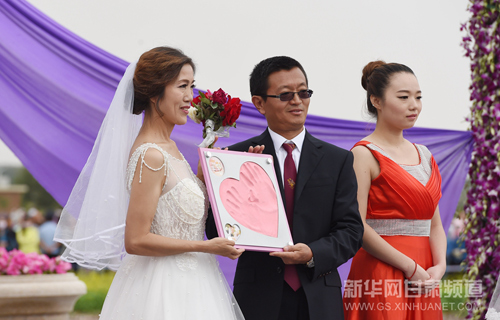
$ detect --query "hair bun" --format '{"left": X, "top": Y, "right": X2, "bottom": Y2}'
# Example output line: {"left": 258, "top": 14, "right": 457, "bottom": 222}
{"left": 361, "top": 60, "right": 386, "bottom": 90}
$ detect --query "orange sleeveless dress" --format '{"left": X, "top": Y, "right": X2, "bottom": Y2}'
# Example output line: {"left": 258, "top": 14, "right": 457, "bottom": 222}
{"left": 343, "top": 141, "right": 443, "bottom": 320}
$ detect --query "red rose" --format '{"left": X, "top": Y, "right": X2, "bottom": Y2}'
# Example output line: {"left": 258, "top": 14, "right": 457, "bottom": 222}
{"left": 212, "top": 88, "right": 227, "bottom": 106}
{"left": 205, "top": 89, "right": 213, "bottom": 99}
{"left": 221, "top": 97, "right": 242, "bottom": 126}
{"left": 191, "top": 96, "right": 201, "bottom": 107}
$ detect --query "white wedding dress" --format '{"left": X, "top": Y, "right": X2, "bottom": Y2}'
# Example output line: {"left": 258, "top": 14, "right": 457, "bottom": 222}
{"left": 487, "top": 275, "right": 500, "bottom": 319}
{"left": 99, "top": 143, "right": 243, "bottom": 320}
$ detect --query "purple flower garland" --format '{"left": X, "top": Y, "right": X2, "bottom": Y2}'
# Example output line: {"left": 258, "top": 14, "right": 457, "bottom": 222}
{"left": 461, "top": 1, "right": 500, "bottom": 318}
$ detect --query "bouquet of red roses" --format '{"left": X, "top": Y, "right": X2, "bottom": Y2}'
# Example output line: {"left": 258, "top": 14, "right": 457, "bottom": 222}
{"left": 188, "top": 88, "right": 242, "bottom": 148}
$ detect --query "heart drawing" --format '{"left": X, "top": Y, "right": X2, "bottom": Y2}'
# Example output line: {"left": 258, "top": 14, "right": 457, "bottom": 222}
{"left": 219, "top": 161, "right": 279, "bottom": 238}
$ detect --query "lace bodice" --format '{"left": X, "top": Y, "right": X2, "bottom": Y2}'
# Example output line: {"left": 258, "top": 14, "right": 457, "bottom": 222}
{"left": 126, "top": 143, "right": 208, "bottom": 243}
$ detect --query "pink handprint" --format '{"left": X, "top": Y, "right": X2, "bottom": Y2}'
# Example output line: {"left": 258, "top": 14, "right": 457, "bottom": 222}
{"left": 220, "top": 162, "right": 279, "bottom": 238}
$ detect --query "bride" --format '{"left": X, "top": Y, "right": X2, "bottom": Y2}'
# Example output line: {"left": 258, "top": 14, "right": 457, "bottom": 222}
{"left": 54, "top": 47, "right": 258, "bottom": 319}
{"left": 487, "top": 277, "right": 500, "bottom": 319}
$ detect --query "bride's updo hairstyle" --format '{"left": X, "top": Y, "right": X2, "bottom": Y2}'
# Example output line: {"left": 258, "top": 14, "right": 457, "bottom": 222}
{"left": 361, "top": 60, "right": 415, "bottom": 117}
{"left": 133, "top": 46, "right": 195, "bottom": 115}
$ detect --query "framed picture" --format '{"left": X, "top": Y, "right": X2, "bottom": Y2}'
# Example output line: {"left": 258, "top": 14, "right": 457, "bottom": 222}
{"left": 198, "top": 148, "right": 293, "bottom": 252}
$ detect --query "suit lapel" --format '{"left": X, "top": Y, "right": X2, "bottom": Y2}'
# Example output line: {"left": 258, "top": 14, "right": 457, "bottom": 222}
{"left": 295, "top": 131, "right": 324, "bottom": 202}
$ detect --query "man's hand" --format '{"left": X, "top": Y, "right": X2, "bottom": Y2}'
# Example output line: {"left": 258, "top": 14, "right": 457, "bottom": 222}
{"left": 269, "top": 243, "right": 312, "bottom": 265}
{"left": 247, "top": 145, "right": 265, "bottom": 153}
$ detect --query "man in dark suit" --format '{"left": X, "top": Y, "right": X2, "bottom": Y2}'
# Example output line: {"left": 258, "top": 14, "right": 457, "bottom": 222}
{"left": 207, "top": 56, "right": 363, "bottom": 320}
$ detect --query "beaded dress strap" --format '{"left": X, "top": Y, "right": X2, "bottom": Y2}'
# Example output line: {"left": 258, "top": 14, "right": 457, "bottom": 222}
{"left": 127, "top": 143, "right": 169, "bottom": 191}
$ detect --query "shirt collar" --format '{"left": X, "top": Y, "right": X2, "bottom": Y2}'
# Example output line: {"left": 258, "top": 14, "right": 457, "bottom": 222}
{"left": 268, "top": 127, "right": 306, "bottom": 153}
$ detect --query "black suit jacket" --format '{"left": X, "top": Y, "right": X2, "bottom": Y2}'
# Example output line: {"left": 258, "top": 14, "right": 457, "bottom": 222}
{"left": 206, "top": 129, "right": 363, "bottom": 320}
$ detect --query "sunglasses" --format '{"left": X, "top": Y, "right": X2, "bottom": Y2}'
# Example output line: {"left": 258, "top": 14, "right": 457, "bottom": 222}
{"left": 260, "top": 89, "right": 313, "bottom": 102}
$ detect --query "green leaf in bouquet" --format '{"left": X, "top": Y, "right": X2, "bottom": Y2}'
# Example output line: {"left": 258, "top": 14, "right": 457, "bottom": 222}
{"left": 204, "top": 108, "right": 212, "bottom": 119}
{"left": 200, "top": 96, "right": 211, "bottom": 105}
{"left": 196, "top": 106, "right": 205, "bottom": 120}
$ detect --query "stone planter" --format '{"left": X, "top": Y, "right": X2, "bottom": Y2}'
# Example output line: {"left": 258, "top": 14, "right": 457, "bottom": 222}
{"left": 0, "top": 273, "right": 87, "bottom": 320}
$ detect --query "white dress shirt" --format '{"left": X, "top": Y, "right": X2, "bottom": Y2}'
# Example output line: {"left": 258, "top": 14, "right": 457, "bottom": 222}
{"left": 267, "top": 127, "right": 306, "bottom": 186}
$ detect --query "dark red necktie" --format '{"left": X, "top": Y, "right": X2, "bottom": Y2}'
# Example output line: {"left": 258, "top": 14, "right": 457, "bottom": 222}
{"left": 282, "top": 142, "right": 301, "bottom": 291}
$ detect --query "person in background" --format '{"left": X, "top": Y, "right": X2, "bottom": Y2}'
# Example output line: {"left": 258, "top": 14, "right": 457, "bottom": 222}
{"left": 39, "top": 210, "right": 61, "bottom": 257}
{"left": 446, "top": 211, "right": 466, "bottom": 266}
{"left": 4, "top": 209, "right": 23, "bottom": 251}
{"left": 15, "top": 208, "right": 41, "bottom": 253}
{"left": 0, "top": 213, "right": 12, "bottom": 249}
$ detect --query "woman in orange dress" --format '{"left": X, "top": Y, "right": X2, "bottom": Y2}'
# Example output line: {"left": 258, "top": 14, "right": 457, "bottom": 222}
{"left": 343, "top": 61, "right": 446, "bottom": 320}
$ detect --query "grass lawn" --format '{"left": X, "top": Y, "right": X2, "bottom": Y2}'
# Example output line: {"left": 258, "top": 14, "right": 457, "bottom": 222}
{"left": 441, "top": 272, "right": 470, "bottom": 318}
{"left": 74, "top": 270, "right": 116, "bottom": 313}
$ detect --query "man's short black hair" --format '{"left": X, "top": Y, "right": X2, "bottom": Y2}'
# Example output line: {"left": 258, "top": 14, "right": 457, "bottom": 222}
{"left": 250, "top": 56, "right": 308, "bottom": 100}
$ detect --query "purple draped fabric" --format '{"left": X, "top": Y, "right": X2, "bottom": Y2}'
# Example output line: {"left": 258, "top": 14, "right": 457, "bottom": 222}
{"left": 0, "top": 0, "right": 473, "bottom": 286}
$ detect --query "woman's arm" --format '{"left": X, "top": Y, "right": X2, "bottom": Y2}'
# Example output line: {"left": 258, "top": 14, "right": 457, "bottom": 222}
{"left": 426, "top": 206, "right": 447, "bottom": 281}
{"left": 352, "top": 146, "right": 430, "bottom": 281}
{"left": 124, "top": 147, "right": 243, "bottom": 259}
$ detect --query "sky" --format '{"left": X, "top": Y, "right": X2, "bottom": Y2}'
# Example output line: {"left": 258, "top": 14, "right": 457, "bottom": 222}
{"left": 0, "top": 0, "right": 472, "bottom": 166}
